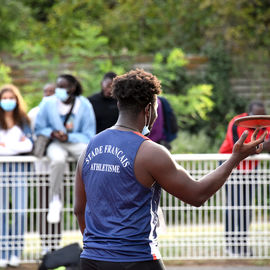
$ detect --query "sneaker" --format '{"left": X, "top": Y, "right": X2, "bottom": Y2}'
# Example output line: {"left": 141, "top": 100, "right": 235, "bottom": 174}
{"left": 47, "top": 196, "right": 62, "bottom": 224}
{"left": 9, "top": 255, "right": 20, "bottom": 267}
{"left": 0, "top": 259, "right": 8, "bottom": 268}
{"left": 41, "top": 246, "right": 50, "bottom": 256}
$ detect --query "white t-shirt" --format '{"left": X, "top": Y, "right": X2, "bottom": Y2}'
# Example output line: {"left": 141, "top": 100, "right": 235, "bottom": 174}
{"left": 0, "top": 125, "right": 33, "bottom": 155}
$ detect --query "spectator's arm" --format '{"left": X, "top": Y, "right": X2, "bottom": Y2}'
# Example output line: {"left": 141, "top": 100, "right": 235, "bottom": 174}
{"left": 34, "top": 103, "right": 54, "bottom": 138}
{"left": 68, "top": 100, "right": 96, "bottom": 143}
{"left": 0, "top": 137, "right": 33, "bottom": 155}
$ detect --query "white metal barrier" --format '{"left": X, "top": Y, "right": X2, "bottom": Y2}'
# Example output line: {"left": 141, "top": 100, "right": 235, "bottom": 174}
{"left": 0, "top": 154, "right": 269, "bottom": 263}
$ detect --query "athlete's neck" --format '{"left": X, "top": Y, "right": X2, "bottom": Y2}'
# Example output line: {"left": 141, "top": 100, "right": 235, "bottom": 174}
{"left": 114, "top": 124, "right": 139, "bottom": 132}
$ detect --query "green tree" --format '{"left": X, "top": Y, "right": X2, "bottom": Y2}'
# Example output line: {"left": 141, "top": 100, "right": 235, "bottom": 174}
{"left": 153, "top": 48, "right": 214, "bottom": 128}
{"left": 0, "top": 60, "right": 12, "bottom": 85}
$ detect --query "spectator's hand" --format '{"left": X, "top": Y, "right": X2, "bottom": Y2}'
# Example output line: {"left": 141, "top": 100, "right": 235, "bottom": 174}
{"left": 51, "top": 130, "right": 68, "bottom": 142}
{"left": 20, "top": 136, "right": 26, "bottom": 141}
{"left": 232, "top": 128, "right": 267, "bottom": 164}
{"left": 57, "top": 131, "right": 68, "bottom": 142}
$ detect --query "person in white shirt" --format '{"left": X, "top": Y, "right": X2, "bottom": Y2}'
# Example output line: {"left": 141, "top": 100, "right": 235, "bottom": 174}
{"left": 0, "top": 84, "right": 33, "bottom": 268}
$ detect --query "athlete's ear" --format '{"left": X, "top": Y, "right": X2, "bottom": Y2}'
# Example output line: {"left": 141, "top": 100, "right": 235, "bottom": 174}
{"left": 145, "top": 103, "right": 152, "bottom": 113}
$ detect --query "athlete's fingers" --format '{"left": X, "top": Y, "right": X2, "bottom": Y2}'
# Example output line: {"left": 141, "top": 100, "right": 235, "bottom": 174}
{"left": 251, "top": 131, "right": 267, "bottom": 147}
{"left": 251, "top": 128, "right": 260, "bottom": 141}
{"left": 255, "top": 143, "right": 264, "bottom": 154}
{"left": 237, "top": 130, "right": 248, "bottom": 146}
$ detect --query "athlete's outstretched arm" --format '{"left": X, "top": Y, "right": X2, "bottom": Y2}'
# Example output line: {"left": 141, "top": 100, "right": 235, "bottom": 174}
{"left": 74, "top": 149, "right": 87, "bottom": 235}
{"left": 142, "top": 129, "right": 266, "bottom": 207}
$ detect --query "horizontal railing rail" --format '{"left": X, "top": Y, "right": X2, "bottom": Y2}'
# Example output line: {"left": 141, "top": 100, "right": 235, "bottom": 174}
{"left": 0, "top": 154, "right": 269, "bottom": 262}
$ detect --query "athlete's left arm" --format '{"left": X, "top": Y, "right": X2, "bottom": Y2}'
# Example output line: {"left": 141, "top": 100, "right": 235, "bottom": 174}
{"left": 74, "top": 148, "right": 87, "bottom": 235}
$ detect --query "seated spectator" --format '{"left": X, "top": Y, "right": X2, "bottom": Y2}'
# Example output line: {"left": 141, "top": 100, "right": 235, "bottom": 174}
{"left": 88, "top": 72, "right": 118, "bottom": 133}
{"left": 0, "top": 84, "right": 33, "bottom": 268}
{"left": 35, "top": 74, "right": 96, "bottom": 225}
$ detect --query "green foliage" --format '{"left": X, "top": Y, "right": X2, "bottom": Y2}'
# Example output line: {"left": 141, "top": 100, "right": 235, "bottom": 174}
{"left": 10, "top": 9, "right": 125, "bottom": 108}
{"left": 0, "top": 60, "right": 12, "bottom": 85}
{"left": 200, "top": 45, "right": 247, "bottom": 144}
{"left": 0, "top": 0, "right": 266, "bottom": 152}
{"left": 2, "top": 0, "right": 270, "bottom": 57}
{"left": 163, "top": 84, "right": 213, "bottom": 128}
{"left": 153, "top": 48, "right": 214, "bottom": 129}
{"left": 0, "top": 1, "right": 33, "bottom": 51}
{"left": 171, "top": 130, "right": 219, "bottom": 154}
{"left": 152, "top": 46, "right": 247, "bottom": 152}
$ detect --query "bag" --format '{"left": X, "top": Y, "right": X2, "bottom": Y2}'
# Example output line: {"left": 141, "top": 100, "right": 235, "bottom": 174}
{"left": 33, "top": 135, "right": 51, "bottom": 158}
{"left": 38, "top": 243, "right": 82, "bottom": 270}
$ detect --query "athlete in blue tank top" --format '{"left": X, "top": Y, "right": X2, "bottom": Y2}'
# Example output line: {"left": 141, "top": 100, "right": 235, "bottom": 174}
{"left": 74, "top": 69, "right": 266, "bottom": 270}
{"left": 81, "top": 129, "right": 161, "bottom": 262}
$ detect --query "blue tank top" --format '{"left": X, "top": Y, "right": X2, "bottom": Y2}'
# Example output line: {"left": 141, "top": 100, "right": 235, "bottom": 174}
{"left": 81, "top": 129, "right": 161, "bottom": 262}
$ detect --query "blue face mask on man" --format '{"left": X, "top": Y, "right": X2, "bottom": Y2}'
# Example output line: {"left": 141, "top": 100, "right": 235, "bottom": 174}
{"left": 55, "top": 88, "right": 69, "bottom": 102}
{"left": 0, "top": 99, "right": 17, "bottom": 111}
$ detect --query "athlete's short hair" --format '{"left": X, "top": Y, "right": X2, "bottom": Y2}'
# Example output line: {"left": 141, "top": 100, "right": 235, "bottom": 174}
{"left": 112, "top": 69, "right": 161, "bottom": 113}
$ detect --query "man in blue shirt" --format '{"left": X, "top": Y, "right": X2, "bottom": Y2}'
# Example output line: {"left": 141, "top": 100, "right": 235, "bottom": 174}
{"left": 74, "top": 69, "right": 265, "bottom": 270}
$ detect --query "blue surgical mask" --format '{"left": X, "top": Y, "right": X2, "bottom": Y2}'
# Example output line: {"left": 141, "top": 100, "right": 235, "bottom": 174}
{"left": 0, "top": 99, "right": 17, "bottom": 111}
{"left": 142, "top": 104, "right": 151, "bottom": 136}
{"left": 55, "top": 88, "right": 69, "bottom": 102}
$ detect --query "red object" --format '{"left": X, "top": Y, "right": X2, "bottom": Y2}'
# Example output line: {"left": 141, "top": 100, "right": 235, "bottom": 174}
{"left": 234, "top": 115, "right": 270, "bottom": 128}
{"left": 219, "top": 113, "right": 270, "bottom": 170}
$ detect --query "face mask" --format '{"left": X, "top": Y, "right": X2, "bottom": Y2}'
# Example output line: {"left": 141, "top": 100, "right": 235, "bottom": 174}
{"left": 0, "top": 99, "right": 17, "bottom": 111}
{"left": 55, "top": 88, "right": 69, "bottom": 102}
{"left": 142, "top": 104, "right": 151, "bottom": 136}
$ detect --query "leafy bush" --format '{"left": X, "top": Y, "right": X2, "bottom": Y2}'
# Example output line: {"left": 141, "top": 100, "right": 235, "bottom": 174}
{"left": 0, "top": 60, "right": 12, "bottom": 85}
{"left": 153, "top": 48, "right": 214, "bottom": 128}
{"left": 171, "top": 130, "right": 220, "bottom": 154}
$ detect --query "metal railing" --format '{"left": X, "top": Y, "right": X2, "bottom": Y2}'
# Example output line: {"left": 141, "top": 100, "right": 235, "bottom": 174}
{"left": 0, "top": 154, "right": 269, "bottom": 262}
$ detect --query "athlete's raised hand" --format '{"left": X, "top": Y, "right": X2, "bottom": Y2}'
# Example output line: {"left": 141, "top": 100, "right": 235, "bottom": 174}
{"left": 232, "top": 128, "right": 267, "bottom": 162}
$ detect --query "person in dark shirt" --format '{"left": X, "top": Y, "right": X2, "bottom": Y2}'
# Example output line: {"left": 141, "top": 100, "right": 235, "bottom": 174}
{"left": 88, "top": 72, "right": 118, "bottom": 133}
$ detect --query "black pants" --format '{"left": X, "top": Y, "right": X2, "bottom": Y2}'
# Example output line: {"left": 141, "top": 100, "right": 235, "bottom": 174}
{"left": 225, "top": 175, "right": 255, "bottom": 254}
{"left": 39, "top": 177, "right": 61, "bottom": 251}
{"left": 80, "top": 258, "right": 166, "bottom": 270}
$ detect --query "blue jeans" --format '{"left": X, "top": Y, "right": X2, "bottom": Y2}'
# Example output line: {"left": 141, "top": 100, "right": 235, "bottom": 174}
{"left": 0, "top": 162, "right": 29, "bottom": 260}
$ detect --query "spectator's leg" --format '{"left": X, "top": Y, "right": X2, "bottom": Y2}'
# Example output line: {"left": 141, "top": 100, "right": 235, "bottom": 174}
{"left": 65, "top": 143, "right": 87, "bottom": 160}
{"left": 39, "top": 181, "right": 61, "bottom": 254}
{"left": 46, "top": 142, "right": 68, "bottom": 224}
{"left": 238, "top": 177, "right": 254, "bottom": 256}
{"left": 0, "top": 182, "right": 8, "bottom": 265}
{"left": 225, "top": 176, "right": 238, "bottom": 255}
{"left": 11, "top": 174, "right": 27, "bottom": 265}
